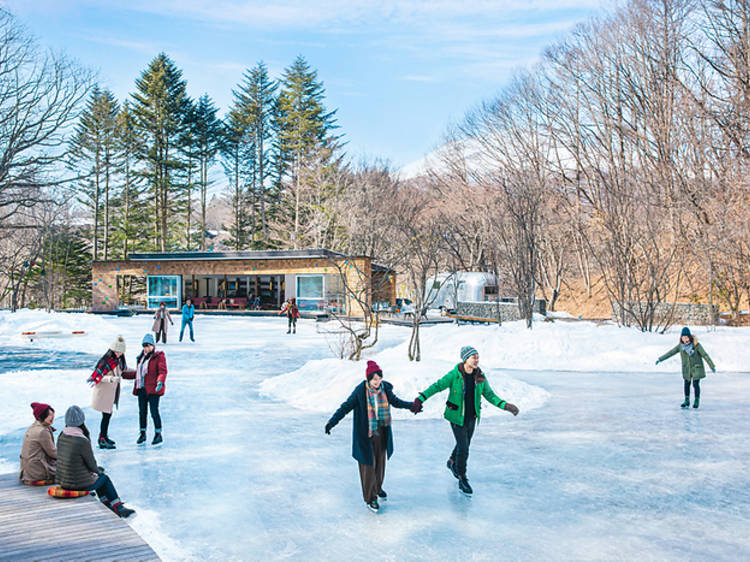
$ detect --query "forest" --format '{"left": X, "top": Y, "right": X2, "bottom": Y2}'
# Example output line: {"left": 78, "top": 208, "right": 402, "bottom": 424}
{"left": 1, "top": 0, "right": 749, "bottom": 334}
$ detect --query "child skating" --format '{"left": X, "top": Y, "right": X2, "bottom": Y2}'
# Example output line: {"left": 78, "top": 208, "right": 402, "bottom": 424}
{"left": 656, "top": 326, "right": 716, "bottom": 408}
{"left": 413, "top": 346, "right": 519, "bottom": 496}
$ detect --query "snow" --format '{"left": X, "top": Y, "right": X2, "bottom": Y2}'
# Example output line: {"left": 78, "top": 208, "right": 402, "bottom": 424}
{"left": 1, "top": 309, "right": 750, "bottom": 560}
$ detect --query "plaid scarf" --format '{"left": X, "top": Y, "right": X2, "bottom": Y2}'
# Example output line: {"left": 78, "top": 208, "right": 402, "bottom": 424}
{"left": 90, "top": 352, "right": 121, "bottom": 384}
{"left": 365, "top": 381, "right": 391, "bottom": 437}
{"left": 681, "top": 342, "right": 695, "bottom": 356}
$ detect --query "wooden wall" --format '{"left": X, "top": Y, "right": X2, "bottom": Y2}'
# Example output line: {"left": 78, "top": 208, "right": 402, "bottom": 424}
{"left": 91, "top": 256, "right": 393, "bottom": 313}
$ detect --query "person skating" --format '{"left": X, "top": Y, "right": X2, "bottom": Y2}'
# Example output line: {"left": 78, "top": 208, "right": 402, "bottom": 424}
{"left": 413, "top": 346, "right": 519, "bottom": 496}
{"left": 325, "top": 360, "right": 416, "bottom": 512}
{"left": 19, "top": 402, "right": 57, "bottom": 483}
{"left": 56, "top": 405, "right": 134, "bottom": 518}
{"left": 130, "top": 333, "right": 168, "bottom": 445}
{"left": 88, "top": 336, "right": 127, "bottom": 449}
{"left": 279, "top": 298, "right": 300, "bottom": 334}
{"left": 180, "top": 298, "right": 195, "bottom": 342}
{"left": 656, "top": 326, "right": 716, "bottom": 409}
{"left": 152, "top": 302, "right": 174, "bottom": 344}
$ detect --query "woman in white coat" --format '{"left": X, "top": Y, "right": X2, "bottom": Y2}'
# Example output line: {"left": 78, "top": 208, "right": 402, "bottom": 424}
{"left": 88, "top": 336, "right": 127, "bottom": 450}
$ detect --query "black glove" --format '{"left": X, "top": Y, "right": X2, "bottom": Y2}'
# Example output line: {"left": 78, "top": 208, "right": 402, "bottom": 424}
{"left": 504, "top": 402, "right": 519, "bottom": 416}
{"left": 410, "top": 399, "right": 423, "bottom": 414}
{"left": 655, "top": 359, "right": 661, "bottom": 365}
{"left": 325, "top": 422, "right": 333, "bottom": 435}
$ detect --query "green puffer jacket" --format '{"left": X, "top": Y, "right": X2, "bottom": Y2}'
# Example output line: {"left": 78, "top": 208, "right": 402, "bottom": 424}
{"left": 56, "top": 431, "right": 98, "bottom": 491}
{"left": 417, "top": 363, "right": 507, "bottom": 426}
{"left": 658, "top": 338, "right": 715, "bottom": 381}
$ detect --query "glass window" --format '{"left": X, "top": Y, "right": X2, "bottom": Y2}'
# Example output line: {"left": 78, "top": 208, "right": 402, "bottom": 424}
{"left": 296, "top": 275, "right": 325, "bottom": 310}
{"left": 147, "top": 275, "right": 181, "bottom": 309}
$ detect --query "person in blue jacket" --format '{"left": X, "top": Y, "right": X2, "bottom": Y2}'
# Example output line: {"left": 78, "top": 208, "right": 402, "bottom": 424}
{"left": 325, "top": 360, "right": 419, "bottom": 512}
{"left": 179, "top": 298, "right": 195, "bottom": 342}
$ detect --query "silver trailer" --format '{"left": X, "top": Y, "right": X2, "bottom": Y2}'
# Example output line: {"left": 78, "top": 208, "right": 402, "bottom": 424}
{"left": 425, "top": 272, "right": 499, "bottom": 311}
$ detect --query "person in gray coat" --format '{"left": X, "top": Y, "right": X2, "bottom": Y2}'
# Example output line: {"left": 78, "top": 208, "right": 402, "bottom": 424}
{"left": 56, "top": 405, "right": 134, "bottom": 518}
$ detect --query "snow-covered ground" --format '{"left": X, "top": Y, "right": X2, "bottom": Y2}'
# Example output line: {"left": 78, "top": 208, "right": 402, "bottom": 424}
{"left": 1, "top": 310, "right": 749, "bottom": 560}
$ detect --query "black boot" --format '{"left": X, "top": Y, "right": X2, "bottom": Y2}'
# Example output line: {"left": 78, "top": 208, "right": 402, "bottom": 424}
{"left": 366, "top": 498, "right": 379, "bottom": 512}
{"left": 136, "top": 431, "right": 146, "bottom": 444}
{"left": 458, "top": 477, "right": 473, "bottom": 495}
{"left": 98, "top": 436, "right": 115, "bottom": 450}
{"left": 680, "top": 397, "right": 690, "bottom": 408}
{"left": 377, "top": 489, "right": 387, "bottom": 501}
{"left": 112, "top": 502, "right": 135, "bottom": 518}
{"left": 104, "top": 436, "right": 116, "bottom": 445}
{"left": 152, "top": 432, "right": 163, "bottom": 445}
{"left": 447, "top": 458, "right": 459, "bottom": 479}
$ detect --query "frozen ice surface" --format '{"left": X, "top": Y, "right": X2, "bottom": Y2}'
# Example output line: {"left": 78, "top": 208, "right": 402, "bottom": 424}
{"left": 1, "top": 310, "right": 749, "bottom": 560}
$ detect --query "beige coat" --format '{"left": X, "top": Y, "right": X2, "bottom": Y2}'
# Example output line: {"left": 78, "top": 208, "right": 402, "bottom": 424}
{"left": 152, "top": 308, "right": 174, "bottom": 334}
{"left": 19, "top": 420, "right": 57, "bottom": 482}
{"left": 92, "top": 364, "right": 122, "bottom": 414}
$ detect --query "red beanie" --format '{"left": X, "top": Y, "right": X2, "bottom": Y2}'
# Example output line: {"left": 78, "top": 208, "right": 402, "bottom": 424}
{"left": 365, "top": 360, "right": 382, "bottom": 380}
{"left": 31, "top": 402, "right": 52, "bottom": 420}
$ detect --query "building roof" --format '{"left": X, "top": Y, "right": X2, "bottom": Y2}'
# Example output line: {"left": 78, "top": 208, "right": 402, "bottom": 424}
{"left": 123, "top": 249, "right": 394, "bottom": 272}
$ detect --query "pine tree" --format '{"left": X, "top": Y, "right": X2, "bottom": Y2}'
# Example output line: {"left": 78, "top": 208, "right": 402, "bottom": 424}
{"left": 275, "top": 56, "right": 340, "bottom": 248}
{"left": 111, "top": 102, "right": 148, "bottom": 259}
{"left": 131, "top": 53, "right": 190, "bottom": 251}
{"left": 69, "top": 86, "right": 119, "bottom": 261}
{"left": 234, "top": 61, "right": 277, "bottom": 243}
{"left": 221, "top": 107, "right": 255, "bottom": 250}
{"left": 191, "top": 94, "right": 223, "bottom": 250}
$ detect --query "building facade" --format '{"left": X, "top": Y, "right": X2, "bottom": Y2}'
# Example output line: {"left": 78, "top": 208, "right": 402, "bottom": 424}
{"left": 91, "top": 249, "right": 395, "bottom": 314}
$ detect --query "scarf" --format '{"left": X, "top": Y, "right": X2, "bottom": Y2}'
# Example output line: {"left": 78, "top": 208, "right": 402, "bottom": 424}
{"left": 90, "top": 352, "right": 122, "bottom": 384}
{"left": 136, "top": 351, "right": 153, "bottom": 390}
{"left": 62, "top": 426, "right": 86, "bottom": 439}
{"left": 681, "top": 342, "right": 695, "bottom": 356}
{"left": 365, "top": 381, "right": 390, "bottom": 437}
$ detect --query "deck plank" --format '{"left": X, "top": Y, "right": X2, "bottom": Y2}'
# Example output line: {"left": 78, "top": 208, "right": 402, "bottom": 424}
{"left": 0, "top": 473, "right": 159, "bottom": 561}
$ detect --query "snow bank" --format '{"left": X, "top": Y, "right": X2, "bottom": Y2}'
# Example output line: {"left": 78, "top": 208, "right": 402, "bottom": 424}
{"left": 260, "top": 318, "right": 750, "bottom": 416}
{"left": 259, "top": 356, "right": 549, "bottom": 419}
{"left": 0, "top": 309, "right": 119, "bottom": 352}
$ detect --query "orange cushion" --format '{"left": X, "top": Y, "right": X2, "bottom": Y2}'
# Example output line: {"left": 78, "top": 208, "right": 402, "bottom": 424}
{"left": 23, "top": 479, "right": 55, "bottom": 486}
{"left": 47, "top": 486, "right": 90, "bottom": 498}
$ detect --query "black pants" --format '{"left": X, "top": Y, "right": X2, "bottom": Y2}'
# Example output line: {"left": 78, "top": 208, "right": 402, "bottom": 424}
{"left": 287, "top": 316, "right": 297, "bottom": 330}
{"left": 137, "top": 387, "right": 162, "bottom": 430}
{"left": 99, "top": 412, "right": 111, "bottom": 439}
{"left": 156, "top": 319, "right": 167, "bottom": 343}
{"left": 684, "top": 379, "right": 701, "bottom": 399}
{"left": 450, "top": 416, "right": 476, "bottom": 478}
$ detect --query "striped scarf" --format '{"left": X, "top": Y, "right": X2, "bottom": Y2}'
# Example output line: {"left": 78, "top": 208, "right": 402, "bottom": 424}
{"left": 365, "top": 381, "right": 390, "bottom": 437}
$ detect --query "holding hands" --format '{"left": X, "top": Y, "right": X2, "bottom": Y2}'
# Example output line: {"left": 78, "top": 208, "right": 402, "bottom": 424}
{"left": 410, "top": 399, "right": 423, "bottom": 414}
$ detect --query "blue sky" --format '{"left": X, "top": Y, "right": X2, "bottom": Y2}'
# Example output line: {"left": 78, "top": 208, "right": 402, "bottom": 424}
{"left": 7, "top": 0, "right": 604, "bottom": 170}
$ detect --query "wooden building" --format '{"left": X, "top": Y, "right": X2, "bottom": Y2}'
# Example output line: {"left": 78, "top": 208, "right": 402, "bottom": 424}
{"left": 91, "top": 249, "right": 396, "bottom": 314}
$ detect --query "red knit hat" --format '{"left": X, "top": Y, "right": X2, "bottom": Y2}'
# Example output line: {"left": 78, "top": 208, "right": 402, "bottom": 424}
{"left": 31, "top": 402, "right": 52, "bottom": 420}
{"left": 365, "top": 360, "right": 382, "bottom": 380}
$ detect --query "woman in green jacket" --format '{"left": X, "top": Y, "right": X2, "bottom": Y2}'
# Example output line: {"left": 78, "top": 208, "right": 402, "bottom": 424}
{"left": 414, "top": 346, "right": 519, "bottom": 496}
{"left": 656, "top": 326, "right": 716, "bottom": 409}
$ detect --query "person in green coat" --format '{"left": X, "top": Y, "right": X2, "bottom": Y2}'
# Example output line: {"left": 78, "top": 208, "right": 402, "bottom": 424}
{"left": 656, "top": 326, "right": 716, "bottom": 409}
{"left": 413, "top": 346, "right": 519, "bottom": 496}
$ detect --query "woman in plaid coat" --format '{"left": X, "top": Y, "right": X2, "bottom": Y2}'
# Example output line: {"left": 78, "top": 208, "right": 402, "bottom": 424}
{"left": 88, "top": 336, "right": 127, "bottom": 450}
{"left": 324, "top": 360, "right": 417, "bottom": 512}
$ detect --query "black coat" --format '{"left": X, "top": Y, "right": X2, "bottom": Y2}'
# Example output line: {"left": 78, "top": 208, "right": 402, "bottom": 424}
{"left": 327, "top": 380, "right": 412, "bottom": 466}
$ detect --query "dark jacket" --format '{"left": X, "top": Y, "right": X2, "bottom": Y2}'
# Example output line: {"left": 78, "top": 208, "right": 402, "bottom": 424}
{"left": 327, "top": 380, "right": 412, "bottom": 466}
{"left": 131, "top": 350, "right": 167, "bottom": 396}
{"left": 56, "top": 431, "right": 98, "bottom": 490}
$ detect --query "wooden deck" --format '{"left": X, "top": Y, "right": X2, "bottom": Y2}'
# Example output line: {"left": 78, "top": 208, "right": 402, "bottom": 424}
{"left": 0, "top": 473, "right": 159, "bottom": 561}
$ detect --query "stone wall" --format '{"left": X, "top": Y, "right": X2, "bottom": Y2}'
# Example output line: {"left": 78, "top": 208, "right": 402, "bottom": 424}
{"left": 457, "top": 299, "right": 547, "bottom": 322}
{"left": 611, "top": 302, "right": 719, "bottom": 326}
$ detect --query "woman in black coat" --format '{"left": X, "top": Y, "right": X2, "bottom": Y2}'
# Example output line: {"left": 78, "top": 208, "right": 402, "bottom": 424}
{"left": 325, "top": 360, "right": 419, "bottom": 512}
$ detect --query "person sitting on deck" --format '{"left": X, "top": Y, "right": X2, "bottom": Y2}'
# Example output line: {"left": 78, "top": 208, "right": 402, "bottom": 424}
{"left": 19, "top": 402, "right": 57, "bottom": 484}
{"left": 56, "top": 405, "right": 135, "bottom": 518}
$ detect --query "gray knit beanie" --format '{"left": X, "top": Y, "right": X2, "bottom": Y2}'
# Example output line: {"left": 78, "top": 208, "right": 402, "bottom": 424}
{"left": 65, "top": 405, "right": 85, "bottom": 427}
{"left": 460, "top": 346, "right": 478, "bottom": 362}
